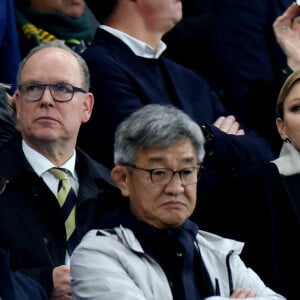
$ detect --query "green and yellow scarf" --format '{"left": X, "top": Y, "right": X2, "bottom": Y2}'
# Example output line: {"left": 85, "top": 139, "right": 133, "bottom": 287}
{"left": 15, "top": 3, "right": 98, "bottom": 56}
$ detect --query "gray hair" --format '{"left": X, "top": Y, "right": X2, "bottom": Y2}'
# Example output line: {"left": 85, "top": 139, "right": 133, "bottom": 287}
{"left": 16, "top": 41, "right": 90, "bottom": 90}
{"left": 114, "top": 104, "right": 206, "bottom": 165}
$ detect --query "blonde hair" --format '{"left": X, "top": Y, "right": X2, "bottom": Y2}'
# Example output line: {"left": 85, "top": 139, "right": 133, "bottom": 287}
{"left": 276, "top": 70, "right": 300, "bottom": 119}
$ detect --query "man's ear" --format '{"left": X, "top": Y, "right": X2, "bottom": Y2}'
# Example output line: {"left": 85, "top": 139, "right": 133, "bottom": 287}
{"left": 111, "top": 165, "right": 130, "bottom": 197}
{"left": 81, "top": 93, "right": 94, "bottom": 123}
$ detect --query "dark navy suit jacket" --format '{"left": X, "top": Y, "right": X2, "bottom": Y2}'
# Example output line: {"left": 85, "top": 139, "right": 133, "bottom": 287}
{"left": 79, "top": 28, "right": 274, "bottom": 168}
{"left": 78, "top": 28, "right": 274, "bottom": 208}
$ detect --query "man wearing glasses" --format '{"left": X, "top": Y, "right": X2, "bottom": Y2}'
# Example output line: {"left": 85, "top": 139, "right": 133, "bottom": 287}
{"left": 0, "top": 41, "right": 121, "bottom": 300}
{"left": 70, "top": 104, "right": 285, "bottom": 300}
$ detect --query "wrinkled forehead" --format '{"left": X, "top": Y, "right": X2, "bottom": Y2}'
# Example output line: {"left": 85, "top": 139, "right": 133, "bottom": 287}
{"left": 135, "top": 141, "right": 198, "bottom": 163}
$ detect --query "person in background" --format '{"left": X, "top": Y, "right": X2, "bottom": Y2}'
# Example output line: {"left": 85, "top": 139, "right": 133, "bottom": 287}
{"left": 71, "top": 104, "right": 285, "bottom": 300}
{"left": 0, "top": 0, "right": 21, "bottom": 92}
{"left": 209, "top": 0, "right": 293, "bottom": 155}
{"left": 14, "top": 0, "right": 99, "bottom": 58}
{"left": 87, "top": 0, "right": 217, "bottom": 84}
{"left": 0, "top": 41, "right": 122, "bottom": 300}
{"left": 77, "top": 0, "right": 274, "bottom": 220}
{"left": 204, "top": 70, "right": 300, "bottom": 300}
{"left": 162, "top": 0, "right": 217, "bottom": 85}
{"left": 273, "top": 2, "right": 300, "bottom": 76}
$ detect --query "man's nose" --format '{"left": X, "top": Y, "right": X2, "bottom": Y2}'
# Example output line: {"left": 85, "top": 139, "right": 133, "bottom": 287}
{"left": 40, "top": 86, "right": 54, "bottom": 103}
{"left": 164, "top": 173, "right": 184, "bottom": 191}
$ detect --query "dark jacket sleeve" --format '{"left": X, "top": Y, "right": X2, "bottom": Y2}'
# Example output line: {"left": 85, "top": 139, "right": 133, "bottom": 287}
{"left": 212, "top": 0, "right": 291, "bottom": 153}
{"left": 78, "top": 30, "right": 275, "bottom": 170}
{"left": 0, "top": 249, "right": 47, "bottom": 300}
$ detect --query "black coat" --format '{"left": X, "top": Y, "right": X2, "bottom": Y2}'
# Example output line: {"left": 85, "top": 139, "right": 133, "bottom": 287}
{"left": 78, "top": 28, "right": 275, "bottom": 213}
{"left": 202, "top": 162, "right": 300, "bottom": 300}
{"left": 0, "top": 134, "right": 122, "bottom": 296}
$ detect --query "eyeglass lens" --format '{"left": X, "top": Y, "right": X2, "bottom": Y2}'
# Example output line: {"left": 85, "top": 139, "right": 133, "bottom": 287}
{"left": 20, "top": 83, "right": 77, "bottom": 102}
{"left": 151, "top": 167, "right": 199, "bottom": 185}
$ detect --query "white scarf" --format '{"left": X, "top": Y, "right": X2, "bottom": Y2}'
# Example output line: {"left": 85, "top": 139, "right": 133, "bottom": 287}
{"left": 271, "top": 142, "right": 300, "bottom": 175}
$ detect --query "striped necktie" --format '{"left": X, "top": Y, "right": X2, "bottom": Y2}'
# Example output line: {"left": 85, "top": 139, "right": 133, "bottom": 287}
{"left": 49, "top": 167, "right": 77, "bottom": 254}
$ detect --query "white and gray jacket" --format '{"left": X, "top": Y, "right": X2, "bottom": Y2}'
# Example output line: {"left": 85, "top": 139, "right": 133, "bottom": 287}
{"left": 71, "top": 227, "right": 285, "bottom": 300}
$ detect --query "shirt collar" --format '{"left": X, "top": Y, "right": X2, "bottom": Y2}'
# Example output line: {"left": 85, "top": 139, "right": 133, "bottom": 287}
{"left": 22, "top": 140, "right": 77, "bottom": 177}
{"left": 100, "top": 25, "right": 167, "bottom": 58}
{"left": 271, "top": 141, "right": 300, "bottom": 175}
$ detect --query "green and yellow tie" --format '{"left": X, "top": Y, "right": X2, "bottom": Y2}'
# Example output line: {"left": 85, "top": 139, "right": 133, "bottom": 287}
{"left": 49, "top": 167, "right": 77, "bottom": 254}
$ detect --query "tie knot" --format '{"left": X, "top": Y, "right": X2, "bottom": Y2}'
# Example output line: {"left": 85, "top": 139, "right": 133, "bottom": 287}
{"left": 49, "top": 168, "right": 69, "bottom": 181}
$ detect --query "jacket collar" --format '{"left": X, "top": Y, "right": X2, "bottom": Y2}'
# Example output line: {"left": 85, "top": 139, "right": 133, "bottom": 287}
{"left": 271, "top": 142, "right": 300, "bottom": 175}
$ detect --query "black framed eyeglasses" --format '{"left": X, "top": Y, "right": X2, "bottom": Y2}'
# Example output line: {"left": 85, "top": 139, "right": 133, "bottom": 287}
{"left": 0, "top": 177, "right": 9, "bottom": 194}
{"left": 18, "top": 82, "right": 87, "bottom": 102}
{"left": 123, "top": 164, "right": 200, "bottom": 186}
